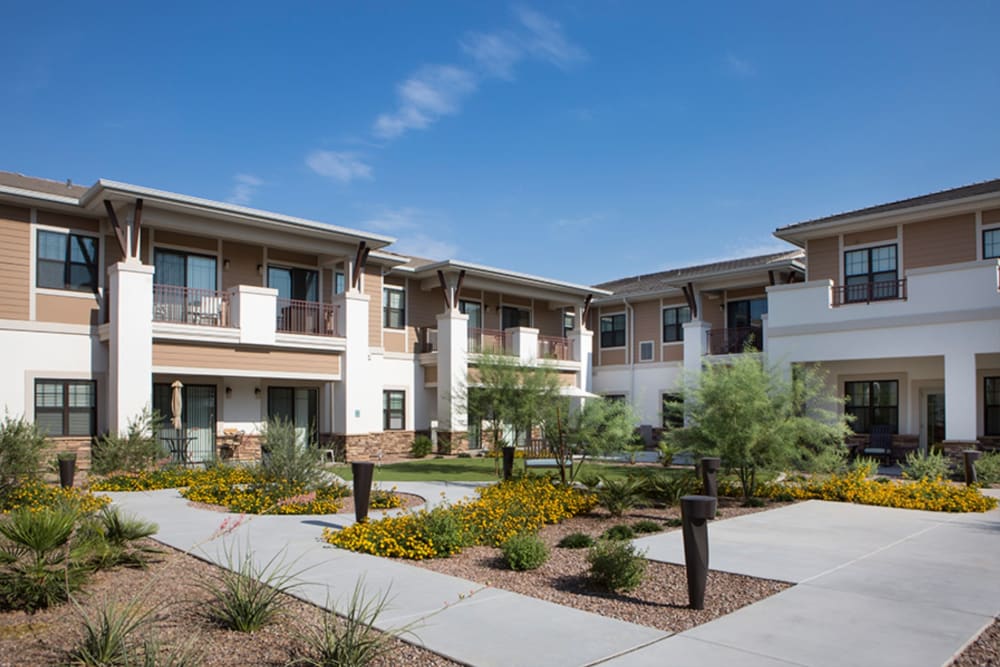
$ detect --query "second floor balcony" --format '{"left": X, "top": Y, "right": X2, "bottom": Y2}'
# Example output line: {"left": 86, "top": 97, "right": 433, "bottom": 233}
{"left": 706, "top": 326, "right": 763, "bottom": 355}
{"left": 417, "top": 325, "right": 575, "bottom": 362}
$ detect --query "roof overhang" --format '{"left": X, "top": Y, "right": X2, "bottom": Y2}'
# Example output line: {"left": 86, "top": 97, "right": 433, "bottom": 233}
{"left": 0, "top": 185, "right": 87, "bottom": 215}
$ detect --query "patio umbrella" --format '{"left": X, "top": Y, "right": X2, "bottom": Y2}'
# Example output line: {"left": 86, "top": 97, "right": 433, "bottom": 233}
{"left": 170, "top": 380, "right": 184, "bottom": 430}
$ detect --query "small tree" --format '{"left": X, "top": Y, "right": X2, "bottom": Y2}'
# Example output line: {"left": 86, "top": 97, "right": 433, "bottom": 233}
{"left": 259, "top": 416, "right": 322, "bottom": 487}
{"left": 91, "top": 409, "right": 162, "bottom": 475}
{"left": 0, "top": 415, "right": 48, "bottom": 502}
{"left": 665, "top": 356, "right": 850, "bottom": 500}
{"left": 543, "top": 398, "right": 638, "bottom": 484}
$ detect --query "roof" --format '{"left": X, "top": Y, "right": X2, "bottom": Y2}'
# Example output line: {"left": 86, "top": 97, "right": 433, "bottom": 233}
{"left": 777, "top": 177, "right": 1000, "bottom": 234}
{"left": 400, "top": 258, "right": 611, "bottom": 298}
{"left": 0, "top": 171, "right": 88, "bottom": 198}
{"left": 595, "top": 249, "right": 805, "bottom": 300}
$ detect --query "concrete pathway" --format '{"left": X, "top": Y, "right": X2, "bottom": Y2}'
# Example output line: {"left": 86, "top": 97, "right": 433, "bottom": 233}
{"left": 613, "top": 499, "right": 1000, "bottom": 667}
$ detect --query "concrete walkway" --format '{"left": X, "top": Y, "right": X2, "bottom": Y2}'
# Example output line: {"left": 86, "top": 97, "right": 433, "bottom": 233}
{"left": 104, "top": 487, "right": 1000, "bottom": 667}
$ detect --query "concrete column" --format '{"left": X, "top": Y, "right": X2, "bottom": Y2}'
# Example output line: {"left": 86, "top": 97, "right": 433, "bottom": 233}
{"left": 437, "top": 310, "right": 469, "bottom": 435}
{"left": 569, "top": 327, "right": 594, "bottom": 393}
{"left": 944, "top": 350, "right": 978, "bottom": 443}
{"left": 510, "top": 327, "right": 539, "bottom": 364}
{"left": 683, "top": 320, "right": 711, "bottom": 375}
{"left": 334, "top": 292, "right": 378, "bottom": 436}
{"left": 107, "top": 261, "right": 154, "bottom": 433}
{"left": 230, "top": 285, "right": 278, "bottom": 345}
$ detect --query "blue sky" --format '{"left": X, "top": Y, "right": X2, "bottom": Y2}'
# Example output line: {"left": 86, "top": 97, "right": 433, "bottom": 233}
{"left": 3, "top": 2, "right": 999, "bottom": 284}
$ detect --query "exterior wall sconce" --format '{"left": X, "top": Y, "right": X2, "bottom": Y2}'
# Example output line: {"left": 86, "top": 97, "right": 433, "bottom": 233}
{"left": 257, "top": 264, "right": 264, "bottom": 276}
{"left": 223, "top": 259, "right": 231, "bottom": 270}
{"left": 254, "top": 387, "right": 262, "bottom": 397}
{"left": 225, "top": 386, "right": 232, "bottom": 397}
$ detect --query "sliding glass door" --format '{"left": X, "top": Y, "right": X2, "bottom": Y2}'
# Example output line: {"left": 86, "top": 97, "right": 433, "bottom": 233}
{"left": 267, "top": 387, "right": 318, "bottom": 447}
{"left": 152, "top": 383, "right": 216, "bottom": 464}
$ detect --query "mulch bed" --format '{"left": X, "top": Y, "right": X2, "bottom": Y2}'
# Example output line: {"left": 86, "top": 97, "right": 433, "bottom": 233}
{"left": 0, "top": 540, "right": 456, "bottom": 667}
{"left": 413, "top": 498, "right": 794, "bottom": 633}
{"left": 953, "top": 619, "right": 1000, "bottom": 666}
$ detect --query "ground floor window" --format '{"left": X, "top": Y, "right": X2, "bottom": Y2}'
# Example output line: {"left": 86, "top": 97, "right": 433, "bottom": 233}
{"left": 34, "top": 380, "right": 96, "bottom": 437}
{"left": 267, "top": 387, "right": 318, "bottom": 446}
{"left": 986, "top": 377, "right": 1000, "bottom": 436}
{"left": 844, "top": 380, "right": 898, "bottom": 434}
{"left": 383, "top": 390, "right": 405, "bottom": 430}
{"left": 662, "top": 393, "right": 683, "bottom": 429}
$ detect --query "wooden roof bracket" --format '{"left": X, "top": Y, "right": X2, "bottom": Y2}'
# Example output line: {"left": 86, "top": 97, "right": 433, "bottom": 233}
{"left": 682, "top": 282, "right": 698, "bottom": 319}
{"left": 103, "top": 199, "right": 128, "bottom": 258}
{"left": 130, "top": 198, "right": 143, "bottom": 259}
{"left": 350, "top": 241, "right": 369, "bottom": 290}
{"left": 581, "top": 294, "right": 593, "bottom": 323}
{"left": 436, "top": 270, "right": 451, "bottom": 310}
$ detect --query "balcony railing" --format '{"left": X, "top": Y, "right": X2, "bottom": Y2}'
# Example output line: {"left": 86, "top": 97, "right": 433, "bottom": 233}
{"left": 469, "top": 328, "right": 511, "bottom": 355}
{"left": 418, "top": 327, "right": 438, "bottom": 353}
{"left": 153, "top": 285, "right": 231, "bottom": 327}
{"left": 707, "top": 326, "right": 763, "bottom": 355}
{"left": 833, "top": 279, "right": 907, "bottom": 306}
{"left": 275, "top": 299, "right": 339, "bottom": 336}
{"left": 538, "top": 335, "right": 570, "bottom": 360}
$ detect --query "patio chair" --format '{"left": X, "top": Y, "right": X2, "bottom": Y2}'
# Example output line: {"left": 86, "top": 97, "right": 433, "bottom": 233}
{"left": 862, "top": 424, "right": 894, "bottom": 465}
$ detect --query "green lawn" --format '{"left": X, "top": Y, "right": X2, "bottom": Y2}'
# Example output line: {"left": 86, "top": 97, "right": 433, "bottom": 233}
{"left": 330, "top": 456, "right": 653, "bottom": 482}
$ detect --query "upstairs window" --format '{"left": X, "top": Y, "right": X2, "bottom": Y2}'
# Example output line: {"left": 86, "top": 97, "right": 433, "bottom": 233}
{"left": 985, "top": 229, "right": 1000, "bottom": 260}
{"left": 844, "top": 380, "right": 898, "bottom": 434}
{"left": 154, "top": 248, "right": 217, "bottom": 290}
{"left": 662, "top": 306, "right": 691, "bottom": 342}
{"left": 35, "top": 380, "right": 96, "bottom": 437}
{"left": 335, "top": 271, "right": 345, "bottom": 294}
{"left": 600, "top": 313, "right": 626, "bottom": 348}
{"left": 383, "top": 287, "right": 405, "bottom": 329}
{"left": 37, "top": 230, "right": 98, "bottom": 292}
{"left": 268, "top": 266, "right": 318, "bottom": 302}
{"left": 844, "top": 244, "right": 898, "bottom": 302}
{"left": 563, "top": 311, "right": 575, "bottom": 338}
{"left": 501, "top": 306, "right": 531, "bottom": 330}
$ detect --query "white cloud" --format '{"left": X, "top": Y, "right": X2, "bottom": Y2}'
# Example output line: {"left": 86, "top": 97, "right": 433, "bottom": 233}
{"left": 228, "top": 173, "right": 263, "bottom": 205}
{"left": 373, "top": 65, "right": 477, "bottom": 140}
{"left": 305, "top": 150, "right": 373, "bottom": 183}
{"left": 359, "top": 207, "right": 420, "bottom": 232}
{"left": 461, "top": 31, "right": 523, "bottom": 79}
{"left": 391, "top": 233, "right": 459, "bottom": 260}
{"left": 725, "top": 53, "right": 756, "bottom": 78}
{"left": 515, "top": 6, "right": 587, "bottom": 69}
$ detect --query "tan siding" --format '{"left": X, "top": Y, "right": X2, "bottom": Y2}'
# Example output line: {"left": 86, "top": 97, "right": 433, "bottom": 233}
{"left": 222, "top": 241, "right": 262, "bottom": 290}
{"left": 726, "top": 286, "right": 766, "bottom": 300}
{"left": 384, "top": 331, "right": 407, "bottom": 353}
{"left": 104, "top": 234, "right": 124, "bottom": 269}
{"left": 268, "top": 248, "right": 317, "bottom": 266}
{"left": 501, "top": 294, "right": 531, "bottom": 307}
{"left": 533, "top": 301, "right": 562, "bottom": 338}
{"left": 383, "top": 274, "right": 405, "bottom": 287}
{"left": 483, "top": 291, "right": 501, "bottom": 329}
{"left": 153, "top": 342, "right": 340, "bottom": 375}
{"left": 558, "top": 371, "right": 577, "bottom": 387}
{"left": 36, "top": 294, "right": 99, "bottom": 325}
{"left": 902, "top": 214, "right": 976, "bottom": 270}
{"left": 424, "top": 365, "right": 438, "bottom": 385}
{"left": 662, "top": 344, "right": 683, "bottom": 362}
{"left": 631, "top": 300, "right": 659, "bottom": 362}
{"left": 983, "top": 208, "right": 1000, "bottom": 225}
{"left": 602, "top": 348, "right": 626, "bottom": 365}
{"left": 0, "top": 208, "right": 30, "bottom": 320}
{"left": 843, "top": 225, "right": 896, "bottom": 247}
{"left": 364, "top": 265, "right": 382, "bottom": 347}
{"left": 154, "top": 229, "right": 217, "bottom": 252}
{"left": 407, "top": 284, "right": 441, "bottom": 352}
{"left": 806, "top": 236, "right": 839, "bottom": 282}
{"left": 37, "top": 211, "right": 99, "bottom": 233}
{"left": 702, "top": 297, "right": 725, "bottom": 330}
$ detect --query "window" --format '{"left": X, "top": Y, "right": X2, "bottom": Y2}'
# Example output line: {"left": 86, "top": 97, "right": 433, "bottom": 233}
{"left": 639, "top": 340, "right": 654, "bottom": 362}
{"left": 383, "top": 390, "right": 405, "bottom": 430}
{"left": 600, "top": 313, "right": 626, "bottom": 348}
{"left": 986, "top": 377, "right": 1000, "bottom": 436}
{"left": 985, "top": 229, "right": 1000, "bottom": 260}
{"left": 604, "top": 394, "right": 626, "bottom": 403}
{"left": 383, "top": 287, "right": 405, "bottom": 329}
{"left": 335, "top": 271, "right": 345, "bottom": 294}
{"left": 662, "top": 306, "right": 691, "bottom": 343}
{"left": 844, "top": 244, "right": 898, "bottom": 302}
{"left": 268, "top": 387, "right": 317, "bottom": 447}
{"left": 501, "top": 306, "right": 531, "bottom": 330}
{"left": 844, "top": 380, "right": 899, "bottom": 434}
{"left": 459, "top": 300, "right": 483, "bottom": 329}
{"left": 37, "top": 231, "right": 98, "bottom": 292}
{"left": 34, "top": 380, "right": 96, "bottom": 437}
{"left": 662, "top": 393, "right": 684, "bottom": 429}
{"left": 154, "top": 248, "right": 217, "bottom": 290}
{"left": 563, "top": 311, "right": 576, "bottom": 338}
{"left": 268, "top": 265, "right": 318, "bottom": 302}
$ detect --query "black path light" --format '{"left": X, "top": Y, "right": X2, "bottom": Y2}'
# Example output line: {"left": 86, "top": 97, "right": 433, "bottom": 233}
{"left": 700, "top": 457, "right": 721, "bottom": 498}
{"left": 502, "top": 446, "right": 515, "bottom": 481}
{"left": 681, "top": 494, "right": 717, "bottom": 610}
{"left": 352, "top": 461, "right": 375, "bottom": 523}
{"left": 963, "top": 450, "right": 981, "bottom": 486}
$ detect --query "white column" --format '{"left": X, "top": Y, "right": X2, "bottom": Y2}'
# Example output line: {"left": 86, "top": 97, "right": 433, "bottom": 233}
{"left": 944, "top": 350, "right": 978, "bottom": 442}
{"left": 334, "top": 292, "right": 379, "bottom": 435}
{"left": 437, "top": 310, "right": 469, "bottom": 435}
{"left": 511, "top": 327, "right": 539, "bottom": 364}
{"left": 230, "top": 285, "right": 278, "bottom": 345}
{"left": 683, "top": 320, "right": 711, "bottom": 375}
{"left": 569, "top": 327, "right": 594, "bottom": 393}
{"left": 107, "top": 261, "right": 154, "bottom": 433}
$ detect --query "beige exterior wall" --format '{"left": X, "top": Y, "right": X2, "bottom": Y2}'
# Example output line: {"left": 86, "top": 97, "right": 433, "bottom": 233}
{"left": 702, "top": 296, "right": 725, "bottom": 330}
{"left": 631, "top": 300, "right": 660, "bottom": 362}
{"left": 662, "top": 343, "right": 683, "bottom": 362}
{"left": 983, "top": 208, "right": 1000, "bottom": 225}
{"left": 0, "top": 205, "right": 30, "bottom": 320}
{"left": 533, "top": 301, "right": 563, "bottom": 338}
{"left": 384, "top": 331, "right": 408, "bottom": 353}
{"left": 154, "top": 229, "right": 217, "bottom": 252}
{"left": 424, "top": 365, "right": 438, "bottom": 385}
{"left": 902, "top": 213, "right": 976, "bottom": 270}
{"left": 602, "top": 348, "right": 626, "bottom": 365}
{"left": 36, "top": 294, "right": 100, "bottom": 325}
{"left": 222, "top": 241, "right": 263, "bottom": 290}
{"left": 37, "top": 211, "right": 99, "bottom": 234}
{"left": 364, "top": 265, "right": 382, "bottom": 347}
{"left": 806, "top": 236, "right": 839, "bottom": 282}
{"left": 407, "top": 283, "right": 441, "bottom": 347}
{"left": 843, "top": 225, "right": 896, "bottom": 247}
{"left": 726, "top": 286, "right": 766, "bottom": 300}
{"left": 153, "top": 342, "right": 340, "bottom": 375}
{"left": 268, "top": 247, "right": 318, "bottom": 266}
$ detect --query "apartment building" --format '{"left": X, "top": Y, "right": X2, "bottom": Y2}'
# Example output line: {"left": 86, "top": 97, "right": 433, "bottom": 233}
{"left": 0, "top": 172, "right": 601, "bottom": 466}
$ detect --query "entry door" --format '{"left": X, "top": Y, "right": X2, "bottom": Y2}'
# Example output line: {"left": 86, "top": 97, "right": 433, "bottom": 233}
{"left": 153, "top": 383, "right": 217, "bottom": 464}
{"left": 921, "top": 390, "right": 945, "bottom": 453}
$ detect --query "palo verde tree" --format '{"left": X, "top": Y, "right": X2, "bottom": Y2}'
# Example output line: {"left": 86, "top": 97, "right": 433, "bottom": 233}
{"left": 542, "top": 397, "right": 638, "bottom": 485}
{"left": 664, "top": 354, "right": 851, "bottom": 500}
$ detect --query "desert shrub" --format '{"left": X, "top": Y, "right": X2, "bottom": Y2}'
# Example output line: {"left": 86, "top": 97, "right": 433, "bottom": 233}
{"left": 636, "top": 470, "right": 701, "bottom": 507}
{"left": 576, "top": 474, "right": 601, "bottom": 491}
{"left": 199, "top": 546, "right": 300, "bottom": 632}
{"left": 743, "top": 497, "right": 766, "bottom": 508}
{"left": 803, "top": 446, "right": 848, "bottom": 474}
{"left": 902, "top": 450, "right": 952, "bottom": 481}
{"left": 656, "top": 441, "right": 677, "bottom": 467}
{"left": 370, "top": 484, "right": 403, "bottom": 510}
{"left": 631, "top": 519, "right": 662, "bottom": 534}
{"left": 601, "top": 524, "right": 636, "bottom": 541}
{"left": 418, "top": 505, "right": 468, "bottom": 557}
{"left": 91, "top": 410, "right": 161, "bottom": 475}
{"left": 260, "top": 416, "right": 323, "bottom": 487}
{"left": 410, "top": 435, "right": 433, "bottom": 459}
{"left": 77, "top": 507, "right": 159, "bottom": 570}
{"left": 849, "top": 456, "right": 880, "bottom": 477}
{"left": 0, "top": 415, "right": 48, "bottom": 501}
{"left": 557, "top": 532, "right": 594, "bottom": 549}
{"left": 596, "top": 476, "right": 645, "bottom": 517}
{"left": 586, "top": 540, "right": 647, "bottom": 593}
{"left": 664, "top": 517, "right": 683, "bottom": 528}
{"left": 67, "top": 597, "right": 158, "bottom": 666}
{"left": 501, "top": 533, "right": 549, "bottom": 571}
{"left": 976, "top": 452, "right": 1000, "bottom": 487}
{"left": 91, "top": 468, "right": 204, "bottom": 492}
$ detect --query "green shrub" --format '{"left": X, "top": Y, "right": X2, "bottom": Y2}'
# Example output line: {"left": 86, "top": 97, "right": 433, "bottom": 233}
{"left": 631, "top": 519, "right": 662, "bottom": 534}
{"left": 586, "top": 540, "right": 647, "bottom": 593}
{"left": 902, "top": 450, "right": 952, "bottom": 481}
{"left": 260, "top": 416, "right": 322, "bottom": 487}
{"left": 636, "top": 470, "right": 701, "bottom": 507}
{"left": 976, "top": 452, "right": 1000, "bottom": 487}
{"left": 0, "top": 415, "right": 48, "bottom": 501}
{"left": 742, "top": 496, "right": 766, "bottom": 508}
{"left": 602, "top": 524, "right": 636, "bottom": 540}
{"left": 849, "top": 456, "right": 880, "bottom": 477}
{"left": 656, "top": 441, "right": 677, "bottom": 467}
{"left": 92, "top": 410, "right": 161, "bottom": 475}
{"left": 557, "top": 532, "right": 594, "bottom": 549}
{"left": 417, "top": 505, "right": 467, "bottom": 558}
{"left": 501, "top": 533, "right": 548, "bottom": 571}
{"left": 77, "top": 507, "right": 159, "bottom": 570}
{"left": 664, "top": 517, "right": 683, "bottom": 528}
{"left": 199, "top": 546, "right": 301, "bottom": 632}
{"left": 410, "top": 435, "right": 433, "bottom": 459}
{"left": 67, "top": 597, "right": 158, "bottom": 666}
{"left": 597, "top": 476, "right": 645, "bottom": 517}
{"left": 437, "top": 435, "right": 453, "bottom": 456}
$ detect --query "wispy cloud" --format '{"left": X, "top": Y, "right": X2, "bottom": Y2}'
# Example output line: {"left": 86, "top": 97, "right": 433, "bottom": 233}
{"left": 228, "top": 173, "right": 263, "bottom": 205}
{"left": 391, "top": 233, "right": 459, "bottom": 260}
{"left": 305, "top": 150, "right": 373, "bottom": 183}
{"left": 359, "top": 207, "right": 420, "bottom": 232}
{"left": 514, "top": 7, "right": 587, "bottom": 69}
{"left": 725, "top": 53, "right": 756, "bottom": 78}
{"left": 356, "top": 206, "right": 458, "bottom": 259}
{"left": 373, "top": 65, "right": 478, "bottom": 140}
{"left": 461, "top": 31, "right": 524, "bottom": 79}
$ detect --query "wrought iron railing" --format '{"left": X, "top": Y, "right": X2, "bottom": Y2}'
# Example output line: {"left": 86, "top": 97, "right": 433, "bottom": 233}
{"left": 153, "top": 284, "right": 231, "bottom": 327}
{"left": 538, "top": 335, "right": 570, "bottom": 360}
{"left": 707, "top": 326, "right": 763, "bottom": 355}
{"left": 276, "top": 299, "right": 339, "bottom": 336}
{"left": 833, "top": 278, "right": 907, "bottom": 306}
{"left": 469, "top": 328, "right": 511, "bottom": 355}
{"left": 418, "top": 327, "right": 438, "bottom": 353}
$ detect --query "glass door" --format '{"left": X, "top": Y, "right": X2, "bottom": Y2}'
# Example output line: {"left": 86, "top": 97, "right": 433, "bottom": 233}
{"left": 152, "top": 383, "right": 216, "bottom": 464}
{"left": 924, "top": 391, "right": 945, "bottom": 453}
{"left": 267, "top": 387, "right": 318, "bottom": 447}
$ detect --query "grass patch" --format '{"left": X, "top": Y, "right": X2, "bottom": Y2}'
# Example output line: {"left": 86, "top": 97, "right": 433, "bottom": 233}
{"left": 331, "top": 457, "right": 648, "bottom": 483}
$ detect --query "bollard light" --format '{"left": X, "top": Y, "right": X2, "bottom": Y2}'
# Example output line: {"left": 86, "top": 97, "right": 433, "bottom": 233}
{"left": 352, "top": 461, "right": 375, "bottom": 523}
{"left": 963, "top": 450, "right": 981, "bottom": 486}
{"left": 681, "top": 494, "right": 717, "bottom": 610}
{"left": 700, "top": 457, "right": 721, "bottom": 498}
{"left": 502, "top": 446, "right": 516, "bottom": 481}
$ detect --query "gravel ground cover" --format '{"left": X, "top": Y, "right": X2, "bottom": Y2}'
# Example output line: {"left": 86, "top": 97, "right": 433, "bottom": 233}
{"left": 0, "top": 540, "right": 456, "bottom": 667}
{"left": 414, "top": 498, "right": 793, "bottom": 633}
{"left": 953, "top": 620, "right": 1000, "bottom": 666}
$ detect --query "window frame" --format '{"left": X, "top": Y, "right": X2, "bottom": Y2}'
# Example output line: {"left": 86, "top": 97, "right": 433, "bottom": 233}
{"left": 154, "top": 247, "right": 219, "bottom": 290}
{"left": 500, "top": 305, "right": 531, "bottom": 330}
{"left": 986, "top": 377, "right": 1000, "bottom": 436}
{"left": 383, "top": 390, "right": 405, "bottom": 430}
{"left": 844, "top": 379, "right": 899, "bottom": 434}
{"left": 662, "top": 305, "right": 691, "bottom": 343}
{"left": 984, "top": 228, "right": 1000, "bottom": 260}
{"left": 267, "top": 264, "right": 319, "bottom": 302}
{"left": 34, "top": 379, "right": 97, "bottom": 437}
{"left": 36, "top": 229, "right": 99, "bottom": 293}
{"left": 599, "top": 313, "right": 626, "bottom": 348}
{"left": 843, "top": 243, "right": 899, "bottom": 303}
{"left": 383, "top": 286, "right": 406, "bottom": 329}
{"left": 638, "top": 340, "right": 654, "bottom": 362}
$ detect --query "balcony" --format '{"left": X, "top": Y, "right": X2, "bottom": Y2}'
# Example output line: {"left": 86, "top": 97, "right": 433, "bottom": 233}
{"left": 832, "top": 279, "right": 907, "bottom": 307}
{"left": 276, "top": 298, "right": 339, "bottom": 337}
{"left": 538, "top": 335, "right": 570, "bottom": 360}
{"left": 707, "top": 326, "right": 763, "bottom": 355}
{"left": 469, "top": 328, "right": 511, "bottom": 355}
{"left": 153, "top": 285, "right": 232, "bottom": 328}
